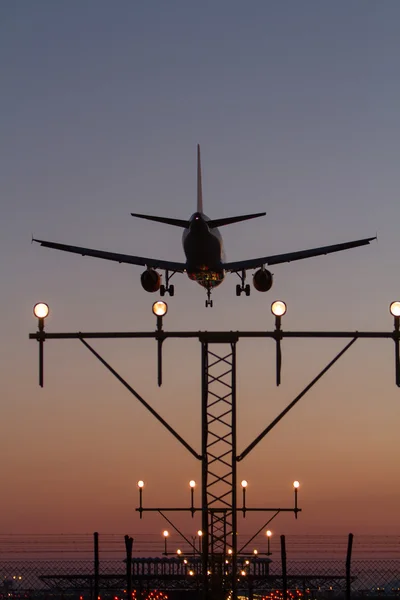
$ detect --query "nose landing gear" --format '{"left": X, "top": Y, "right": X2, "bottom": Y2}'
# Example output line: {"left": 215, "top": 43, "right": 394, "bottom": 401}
{"left": 205, "top": 287, "right": 213, "bottom": 308}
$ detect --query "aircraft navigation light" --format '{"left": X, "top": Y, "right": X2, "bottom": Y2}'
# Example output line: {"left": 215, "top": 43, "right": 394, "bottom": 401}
{"left": 33, "top": 302, "right": 49, "bottom": 319}
{"left": 390, "top": 301, "right": 400, "bottom": 317}
{"left": 271, "top": 300, "right": 287, "bottom": 317}
{"left": 152, "top": 301, "right": 168, "bottom": 317}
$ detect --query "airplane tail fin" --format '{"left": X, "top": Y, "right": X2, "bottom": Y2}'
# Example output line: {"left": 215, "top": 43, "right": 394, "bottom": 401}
{"left": 197, "top": 144, "right": 203, "bottom": 213}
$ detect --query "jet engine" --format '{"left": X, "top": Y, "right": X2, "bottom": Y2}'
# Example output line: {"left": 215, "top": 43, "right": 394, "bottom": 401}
{"left": 253, "top": 268, "right": 273, "bottom": 292}
{"left": 141, "top": 269, "right": 161, "bottom": 293}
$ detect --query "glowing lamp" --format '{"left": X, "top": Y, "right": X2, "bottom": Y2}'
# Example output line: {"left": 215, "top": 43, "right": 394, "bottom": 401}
{"left": 137, "top": 480, "right": 144, "bottom": 488}
{"left": 241, "top": 480, "right": 248, "bottom": 488}
{"left": 189, "top": 480, "right": 196, "bottom": 488}
{"left": 33, "top": 302, "right": 49, "bottom": 319}
{"left": 293, "top": 480, "right": 300, "bottom": 489}
{"left": 152, "top": 301, "right": 168, "bottom": 317}
{"left": 271, "top": 300, "right": 287, "bottom": 317}
{"left": 390, "top": 301, "right": 400, "bottom": 317}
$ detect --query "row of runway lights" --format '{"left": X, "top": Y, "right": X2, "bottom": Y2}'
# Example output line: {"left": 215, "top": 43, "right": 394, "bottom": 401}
{"left": 32, "top": 300, "right": 400, "bottom": 323}
{"left": 137, "top": 479, "right": 300, "bottom": 557}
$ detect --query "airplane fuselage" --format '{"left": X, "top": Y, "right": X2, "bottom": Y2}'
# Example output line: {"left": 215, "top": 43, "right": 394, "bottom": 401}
{"left": 183, "top": 213, "right": 225, "bottom": 289}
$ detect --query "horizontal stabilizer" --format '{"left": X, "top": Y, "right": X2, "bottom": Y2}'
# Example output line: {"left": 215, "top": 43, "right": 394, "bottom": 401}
{"left": 209, "top": 212, "right": 266, "bottom": 229}
{"left": 131, "top": 213, "right": 190, "bottom": 228}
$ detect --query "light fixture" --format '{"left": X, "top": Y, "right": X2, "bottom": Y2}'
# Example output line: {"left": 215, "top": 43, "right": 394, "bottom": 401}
{"left": 241, "top": 480, "right": 248, "bottom": 517}
{"left": 390, "top": 301, "right": 400, "bottom": 318}
{"left": 152, "top": 301, "right": 168, "bottom": 317}
{"left": 271, "top": 300, "right": 287, "bottom": 317}
{"left": 190, "top": 481, "right": 196, "bottom": 517}
{"left": 266, "top": 530, "right": 272, "bottom": 555}
{"left": 137, "top": 480, "right": 144, "bottom": 488}
{"left": 163, "top": 530, "right": 169, "bottom": 555}
{"left": 33, "top": 302, "right": 49, "bottom": 319}
{"left": 293, "top": 481, "right": 300, "bottom": 519}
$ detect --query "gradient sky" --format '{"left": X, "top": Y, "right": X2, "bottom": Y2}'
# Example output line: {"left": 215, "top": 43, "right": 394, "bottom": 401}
{"left": 1, "top": 2, "right": 400, "bottom": 545}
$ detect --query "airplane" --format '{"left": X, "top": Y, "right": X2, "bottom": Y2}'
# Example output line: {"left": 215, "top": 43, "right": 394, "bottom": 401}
{"left": 33, "top": 145, "right": 376, "bottom": 308}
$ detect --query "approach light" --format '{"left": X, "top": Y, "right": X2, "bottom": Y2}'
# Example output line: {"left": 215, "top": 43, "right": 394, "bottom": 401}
{"left": 241, "top": 480, "right": 248, "bottom": 488}
{"left": 271, "top": 300, "right": 287, "bottom": 317}
{"left": 152, "top": 301, "right": 168, "bottom": 317}
{"left": 390, "top": 301, "right": 400, "bottom": 317}
{"left": 293, "top": 480, "right": 300, "bottom": 489}
{"left": 137, "top": 480, "right": 144, "bottom": 488}
{"left": 33, "top": 303, "right": 49, "bottom": 319}
{"left": 189, "top": 480, "right": 196, "bottom": 488}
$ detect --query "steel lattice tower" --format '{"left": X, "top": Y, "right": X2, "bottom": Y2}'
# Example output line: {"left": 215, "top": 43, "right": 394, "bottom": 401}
{"left": 201, "top": 340, "right": 238, "bottom": 599}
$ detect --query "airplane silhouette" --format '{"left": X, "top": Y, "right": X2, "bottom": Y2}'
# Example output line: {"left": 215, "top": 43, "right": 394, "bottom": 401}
{"left": 33, "top": 145, "right": 375, "bottom": 307}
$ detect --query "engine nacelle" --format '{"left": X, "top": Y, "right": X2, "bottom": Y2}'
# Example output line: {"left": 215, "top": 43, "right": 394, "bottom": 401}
{"left": 253, "top": 268, "right": 273, "bottom": 292}
{"left": 141, "top": 269, "right": 161, "bottom": 293}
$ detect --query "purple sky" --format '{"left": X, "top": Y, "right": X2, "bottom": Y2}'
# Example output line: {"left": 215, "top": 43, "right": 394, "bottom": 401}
{"left": 1, "top": 2, "right": 400, "bottom": 541}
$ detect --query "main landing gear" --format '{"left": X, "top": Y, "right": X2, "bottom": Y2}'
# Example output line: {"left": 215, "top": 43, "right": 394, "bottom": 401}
{"left": 160, "top": 270, "right": 175, "bottom": 297}
{"left": 235, "top": 270, "right": 251, "bottom": 297}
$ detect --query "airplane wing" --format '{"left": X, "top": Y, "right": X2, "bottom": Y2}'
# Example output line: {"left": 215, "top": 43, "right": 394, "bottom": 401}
{"left": 32, "top": 239, "right": 186, "bottom": 272}
{"left": 224, "top": 236, "right": 376, "bottom": 272}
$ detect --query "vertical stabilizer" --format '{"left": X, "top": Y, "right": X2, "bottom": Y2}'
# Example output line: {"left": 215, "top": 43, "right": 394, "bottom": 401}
{"left": 197, "top": 144, "right": 203, "bottom": 213}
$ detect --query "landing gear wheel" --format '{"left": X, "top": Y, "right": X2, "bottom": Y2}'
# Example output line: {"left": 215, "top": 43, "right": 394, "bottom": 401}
{"left": 160, "top": 285, "right": 166, "bottom": 297}
{"left": 169, "top": 285, "right": 174, "bottom": 297}
{"left": 245, "top": 284, "right": 251, "bottom": 296}
{"left": 205, "top": 299, "right": 213, "bottom": 308}
{"left": 236, "top": 284, "right": 242, "bottom": 297}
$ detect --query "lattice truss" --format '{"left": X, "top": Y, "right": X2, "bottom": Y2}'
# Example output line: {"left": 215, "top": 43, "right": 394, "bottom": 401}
{"left": 202, "top": 342, "right": 237, "bottom": 559}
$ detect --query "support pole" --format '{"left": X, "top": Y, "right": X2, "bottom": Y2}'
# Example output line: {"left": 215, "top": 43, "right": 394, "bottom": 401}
{"left": 93, "top": 531, "right": 99, "bottom": 600}
{"left": 124, "top": 535, "right": 133, "bottom": 600}
{"left": 346, "top": 533, "right": 354, "bottom": 600}
{"left": 281, "top": 535, "right": 287, "bottom": 600}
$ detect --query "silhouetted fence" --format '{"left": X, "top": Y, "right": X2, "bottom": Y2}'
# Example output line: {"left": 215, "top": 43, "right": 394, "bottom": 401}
{"left": 1, "top": 533, "right": 399, "bottom": 600}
